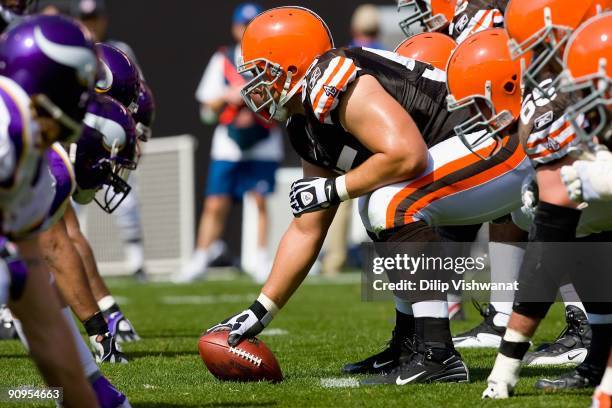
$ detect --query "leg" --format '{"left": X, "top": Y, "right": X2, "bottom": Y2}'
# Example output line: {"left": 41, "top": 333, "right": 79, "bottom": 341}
{"left": 111, "top": 173, "right": 146, "bottom": 280}
{"left": 361, "top": 222, "right": 469, "bottom": 385}
{"left": 321, "top": 201, "right": 351, "bottom": 277}
{"left": 484, "top": 160, "right": 582, "bottom": 399}
{"left": 10, "top": 237, "right": 98, "bottom": 408}
{"left": 454, "top": 222, "right": 526, "bottom": 348}
{"left": 175, "top": 195, "right": 232, "bottom": 282}
{"left": 64, "top": 205, "right": 139, "bottom": 345}
{"left": 252, "top": 191, "right": 272, "bottom": 283}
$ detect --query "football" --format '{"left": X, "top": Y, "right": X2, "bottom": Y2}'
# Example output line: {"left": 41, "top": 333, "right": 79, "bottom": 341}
{"left": 198, "top": 330, "right": 283, "bottom": 383}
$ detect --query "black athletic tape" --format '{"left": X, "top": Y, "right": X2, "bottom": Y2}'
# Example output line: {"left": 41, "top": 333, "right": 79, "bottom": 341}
{"left": 499, "top": 339, "right": 530, "bottom": 360}
{"left": 249, "top": 300, "right": 269, "bottom": 320}
{"left": 83, "top": 311, "right": 109, "bottom": 337}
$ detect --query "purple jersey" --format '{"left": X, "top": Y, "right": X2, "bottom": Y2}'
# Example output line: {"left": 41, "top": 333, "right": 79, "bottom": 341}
{"left": 42, "top": 144, "right": 75, "bottom": 228}
{"left": 0, "top": 76, "right": 54, "bottom": 239}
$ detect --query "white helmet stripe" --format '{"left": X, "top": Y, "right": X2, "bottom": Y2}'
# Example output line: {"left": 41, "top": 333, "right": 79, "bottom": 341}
{"left": 34, "top": 26, "right": 96, "bottom": 81}
{"left": 96, "top": 60, "right": 114, "bottom": 91}
{"left": 83, "top": 112, "right": 126, "bottom": 149}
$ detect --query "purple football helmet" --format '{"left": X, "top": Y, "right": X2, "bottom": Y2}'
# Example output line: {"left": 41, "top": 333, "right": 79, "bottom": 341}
{"left": 72, "top": 94, "right": 137, "bottom": 214}
{"left": 132, "top": 81, "right": 155, "bottom": 141}
{"left": 95, "top": 43, "right": 139, "bottom": 113}
{"left": 0, "top": 14, "right": 97, "bottom": 142}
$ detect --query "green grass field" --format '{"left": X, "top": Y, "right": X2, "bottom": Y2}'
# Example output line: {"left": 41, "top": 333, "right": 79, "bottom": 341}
{"left": 0, "top": 274, "right": 593, "bottom": 407}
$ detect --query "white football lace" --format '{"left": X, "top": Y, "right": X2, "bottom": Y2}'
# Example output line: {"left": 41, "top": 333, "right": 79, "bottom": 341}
{"left": 229, "top": 347, "right": 262, "bottom": 367}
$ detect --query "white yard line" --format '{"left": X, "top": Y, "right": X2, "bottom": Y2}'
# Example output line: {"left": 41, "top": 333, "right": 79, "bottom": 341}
{"left": 160, "top": 294, "right": 257, "bottom": 305}
{"left": 320, "top": 378, "right": 360, "bottom": 388}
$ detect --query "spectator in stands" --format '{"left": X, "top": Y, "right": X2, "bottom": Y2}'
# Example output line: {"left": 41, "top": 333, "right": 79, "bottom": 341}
{"left": 175, "top": 3, "right": 283, "bottom": 283}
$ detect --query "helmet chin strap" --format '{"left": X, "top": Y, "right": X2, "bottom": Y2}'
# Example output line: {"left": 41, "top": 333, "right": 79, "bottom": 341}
{"left": 273, "top": 70, "right": 305, "bottom": 121}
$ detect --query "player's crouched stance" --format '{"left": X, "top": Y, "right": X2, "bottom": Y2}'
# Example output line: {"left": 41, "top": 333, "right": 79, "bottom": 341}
{"left": 0, "top": 14, "right": 132, "bottom": 407}
{"left": 208, "top": 7, "right": 532, "bottom": 386}
{"left": 483, "top": 2, "right": 612, "bottom": 400}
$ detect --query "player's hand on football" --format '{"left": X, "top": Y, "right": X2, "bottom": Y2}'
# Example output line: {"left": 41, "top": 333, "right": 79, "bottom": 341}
{"left": 290, "top": 177, "right": 342, "bottom": 217}
{"left": 561, "top": 147, "right": 612, "bottom": 203}
{"left": 207, "top": 296, "right": 278, "bottom": 346}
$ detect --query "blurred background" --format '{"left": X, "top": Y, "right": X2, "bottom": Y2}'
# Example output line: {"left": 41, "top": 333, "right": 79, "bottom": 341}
{"left": 37, "top": 0, "right": 427, "bottom": 278}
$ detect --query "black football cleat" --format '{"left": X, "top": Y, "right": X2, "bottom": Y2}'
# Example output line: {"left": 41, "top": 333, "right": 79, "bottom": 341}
{"left": 343, "top": 330, "right": 411, "bottom": 374}
{"left": 524, "top": 305, "right": 591, "bottom": 366}
{"left": 453, "top": 302, "right": 506, "bottom": 348}
{"left": 534, "top": 369, "right": 596, "bottom": 391}
{"left": 360, "top": 339, "right": 469, "bottom": 386}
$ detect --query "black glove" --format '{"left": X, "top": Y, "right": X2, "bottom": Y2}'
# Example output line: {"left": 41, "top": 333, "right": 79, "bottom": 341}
{"left": 290, "top": 177, "right": 341, "bottom": 217}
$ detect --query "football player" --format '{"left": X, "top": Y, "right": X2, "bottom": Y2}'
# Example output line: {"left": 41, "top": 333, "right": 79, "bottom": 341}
{"left": 477, "top": 0, "right": 612, "bottom": 398}
{"left": 65, "top": 43, "right": 142, "bottom": 342}
{"left": 208, "top": 6, "right": 536, "bottom": 385}
{"left": 0, "top": 14, "right": 101, "bottom": 407}
{"left": 553, "top": 12, "right": 612, "bottom": 406}
{"left": 398, "top": 0, "right": 508, "bottom": 44}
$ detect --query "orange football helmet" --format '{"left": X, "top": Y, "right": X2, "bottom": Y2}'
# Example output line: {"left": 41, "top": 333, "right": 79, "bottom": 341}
{"left": 447, "top": 28, "right": 531, "bottom": 158}
{"left": 505, "top": 0, "right": 610, "bottom": 90}
{"left": 398, "top": 0, "right": 457, "bottom": 37}
{"left": 239, "top": 7, "right": 333, "bottom": 121}
{"left": 394, "top": 32, "right": 456, "bottom": 70}
{"left": 562, "top": 12, "right": 612, "bottom": 141}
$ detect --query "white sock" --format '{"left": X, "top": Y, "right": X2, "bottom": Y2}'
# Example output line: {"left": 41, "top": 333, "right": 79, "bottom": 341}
{"left": 207, "top": 240, "right": 226, "bottom": 263}
{"left": 125, "top": 242, "right": 145, "bottom": 272}
{"left": 394, "top": 297, "right": 414, "bottom": 316}
{"left": 12, "top": 317, "right": 28, "bottom": 350}
{"left": 489, "top": 242, "right": 523, "bottom": 328}
{"left": 600, "top": 364, "right": 612, "bottom": 394}
{"left": 560, "top": 283, "right": 586, "bottom": 314}
{"left": 413, "top": 300, "right": 448, "bottom": 318}
{"left": 489, "top": 242, "right": 523, "bottom": 306}
{"left": 62, "top": 307, "right": 99, "bottom": 378}
{"left": 488, "top": 353, "right": 521, "bottom": 387}
{"left": 190, "top": 249, "right": 208, "bottom": 269}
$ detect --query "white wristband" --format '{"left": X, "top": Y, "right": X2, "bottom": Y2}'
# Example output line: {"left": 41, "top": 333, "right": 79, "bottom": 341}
{"left": 97, "top": 295, "right": 116, "bottom": 312}
{"left": 335, "top": 175, "right": 350, "bottom": 202}
{"left": 257, "top": 293, "right": 280, "bottom": 317}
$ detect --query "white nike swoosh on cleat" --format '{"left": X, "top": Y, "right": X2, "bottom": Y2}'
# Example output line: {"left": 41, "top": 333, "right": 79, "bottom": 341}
{"left": 372, "top": 360, "right": 393, "bottom": 369}
{"left": 396, "top": 371, "right": 425, "bottom": 385}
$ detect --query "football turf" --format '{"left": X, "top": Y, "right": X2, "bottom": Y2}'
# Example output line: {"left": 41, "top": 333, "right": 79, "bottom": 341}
{"left": 0, "top": 273, "right": 592, "bottom": 407}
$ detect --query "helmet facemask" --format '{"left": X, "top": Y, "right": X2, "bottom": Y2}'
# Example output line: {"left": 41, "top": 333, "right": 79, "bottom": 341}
{"left": 239, "top": 58, "right": 300, "bottom": 122}
{"left": 398, "top": 0, "right": 448, "bottom": 37}
{"left": 32, "top": 93, "right": 86, "bottom": 144}
{"left": 446, "top": 80, "right": 514, "bottom": 160}
{"left": 93, "top": 137, "right": 137, "bottom": 213}
{"left": 508, "top": 7, "right": 572, "bottom": 93}
{"left": 560, "top": 59, "right": 612, "bottom": 143}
